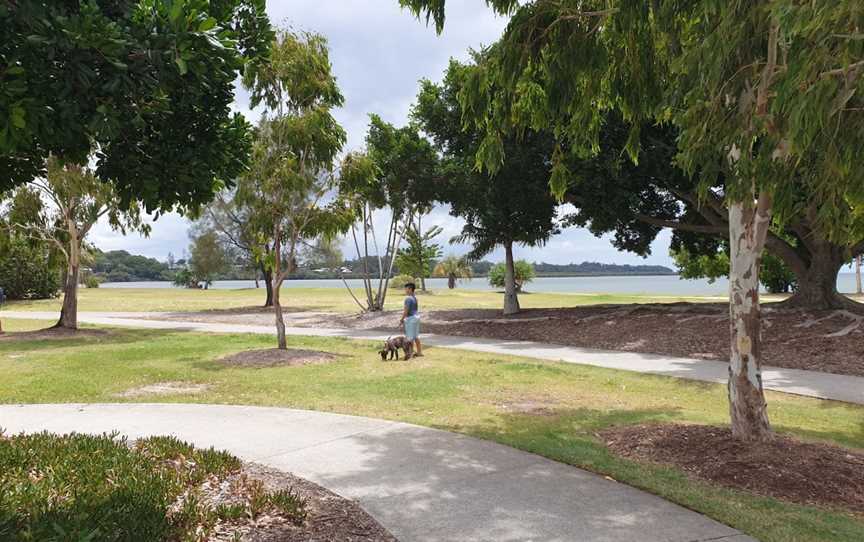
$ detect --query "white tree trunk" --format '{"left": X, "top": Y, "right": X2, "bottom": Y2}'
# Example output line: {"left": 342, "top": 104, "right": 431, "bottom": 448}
{"left": 856, "top": 255, "right": 862, "bottom": 295}
{"left": 503, "top": 241, "right": 520, "bottom": 316}
{"left": 727, "top": 199, "right": 772, "bottom": 441}
{"left": 57, "top": 224, "right": 80, "bottom": 330}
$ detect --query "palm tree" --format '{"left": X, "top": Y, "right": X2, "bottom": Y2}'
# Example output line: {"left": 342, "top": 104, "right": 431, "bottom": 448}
{"left": 434, "top": 256, "right": 473, "bottom": 289}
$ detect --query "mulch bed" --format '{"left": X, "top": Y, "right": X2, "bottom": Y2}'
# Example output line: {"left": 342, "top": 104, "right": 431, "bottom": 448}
{"left": 415, "top": 304, "right": 864, "bottom": 377}
{"left": 210, "top": 463, "right": 396, "bottom": 541}
{"left": 218, "top": 348, "right": 337, "bottom": 368}
{"left": 602, "top": 424, "right": 864, "bottom": 514}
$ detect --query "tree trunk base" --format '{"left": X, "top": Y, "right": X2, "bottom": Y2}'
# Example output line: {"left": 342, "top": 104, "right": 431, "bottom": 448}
{"left": 775, "top": 291, "right": 864, "bottom": 314}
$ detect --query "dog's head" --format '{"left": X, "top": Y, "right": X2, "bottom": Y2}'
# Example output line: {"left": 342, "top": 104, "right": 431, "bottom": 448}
{"left": 379, "top": 348, "right": 389, "bottom": 361}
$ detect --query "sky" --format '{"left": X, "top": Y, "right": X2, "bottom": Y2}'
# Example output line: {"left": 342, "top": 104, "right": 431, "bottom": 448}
{"left": 89, "top": 0, "right": 675, "bottom": 267}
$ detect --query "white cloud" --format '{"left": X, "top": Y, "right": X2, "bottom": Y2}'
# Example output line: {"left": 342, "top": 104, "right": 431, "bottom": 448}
{"left": 90, "top": 0, "right": 675, "bottom": 267}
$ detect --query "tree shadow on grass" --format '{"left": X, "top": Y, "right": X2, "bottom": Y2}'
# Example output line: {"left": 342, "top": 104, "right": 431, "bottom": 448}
{"left": 0, "top": 327, "right": 194, "bottom": 354}
{"left": 287, "top": 406, "right": 736, "bottom": 542}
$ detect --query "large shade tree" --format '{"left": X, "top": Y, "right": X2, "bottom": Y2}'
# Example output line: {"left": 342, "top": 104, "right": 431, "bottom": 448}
{"left": 0, "top": 0, "right": 271, "bottom": 211}
{"left": 413, "top": 58, "right": 560, "bottom": 315}
{"left": 242, "top": 29, "right": 352, "bottom": 349}
{"left": 561, "top": 116, "right": 864, "bottom": 311}
{"left": 401, "top": 0, "right": 864, "bottom": 441}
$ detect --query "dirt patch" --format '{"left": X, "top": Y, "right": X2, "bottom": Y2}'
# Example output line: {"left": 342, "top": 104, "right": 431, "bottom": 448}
{"left": 0, "top": 327, "right": 109, "bottom": 341}
{"left": 115, "top": 381, "right": 210, "bottom": 398}
{"left": 207, "top": 463, "right": 396, "bottom": 541}
{"left": 602, "top": 423, "right": 864, "bottom": 513}
{"left": 218, "top": 348, "right": 337, "bottom": 368}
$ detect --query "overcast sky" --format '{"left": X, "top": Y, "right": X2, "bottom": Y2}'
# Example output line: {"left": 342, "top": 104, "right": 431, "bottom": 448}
{"left": 89, "top": 0, "right": 675, "bottom": 267}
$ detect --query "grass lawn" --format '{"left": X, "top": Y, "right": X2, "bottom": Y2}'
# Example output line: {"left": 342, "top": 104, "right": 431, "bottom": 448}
{"left": 1, "top": 325, "right": 862, "bottom": 541}
{"left": 2, "top": 286, "right": 728, "bottom": 314}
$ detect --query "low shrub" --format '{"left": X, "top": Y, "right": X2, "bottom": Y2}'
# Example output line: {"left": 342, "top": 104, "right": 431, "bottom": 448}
{"left": 0, "top": 431, "right": 306, "bottom": 541}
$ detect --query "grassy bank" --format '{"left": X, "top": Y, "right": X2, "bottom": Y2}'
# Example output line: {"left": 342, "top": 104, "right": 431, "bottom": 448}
{"left": 3, "top": 286, "right": 726, "bottom": 314}
{"left": 1, "top": 324, "right": 861, "bottom": 541}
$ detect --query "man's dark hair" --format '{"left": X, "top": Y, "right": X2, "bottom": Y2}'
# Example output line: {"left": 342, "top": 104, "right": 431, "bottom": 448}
{"left": 404, "top": 282, "right": 416, "bottom": 292}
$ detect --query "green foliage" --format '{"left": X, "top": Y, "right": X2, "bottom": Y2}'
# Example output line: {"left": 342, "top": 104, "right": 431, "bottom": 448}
{"left": 0, "top": 235, "right": 60, "bottom": 299}
{"left": 172, "top": 268, "right": 199, "bottom": 289}
{"left": 395, "top": 225, "right": 443, "bottom": 282}
{"left": 389, "top": 273, "right": 416, "bottom": 289}
{"left": 412, "top": 58, "right": 560, "bottom": 261}
{"left": 488, "top": 260, "right": 535, "bottom": 292}
{"left": 190, "top": 230, "right": 228, "bottom": 288}
{"left": 0, "top": 431, "right": 306, "bottom": 542}
{"left": 433, "top": 256, "right": 473, "bottom": 289}
{"left": 91, "top": 250, "right": 171, "bottom": 282}
{"left": 673, "top": 246, "right": 798, "bottom": 294}
{"left": 0, "top": 0, "right": 271, "bottom": 210}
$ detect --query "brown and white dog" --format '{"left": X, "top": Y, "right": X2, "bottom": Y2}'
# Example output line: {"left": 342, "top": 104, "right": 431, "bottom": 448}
{"left": 379, "top": 336, "right": 414, "bottom": 361}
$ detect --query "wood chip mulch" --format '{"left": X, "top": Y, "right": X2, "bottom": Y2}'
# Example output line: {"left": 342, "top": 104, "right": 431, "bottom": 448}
{"left": 218, "top": 348, "right": 337, "bottom": 368}
{"left": 209, "top": 463, "right": 397, "bottom": 541}
{"left": 602, "top": 424, "right": 864, "bottom": 513}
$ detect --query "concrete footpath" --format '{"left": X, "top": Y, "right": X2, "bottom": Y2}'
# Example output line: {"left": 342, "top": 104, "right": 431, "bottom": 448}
{"left": 4, "top": 310, "right": 863, "bottom": 405}
{"left": 0, "top": 403, "right": 754, "bottom": 542}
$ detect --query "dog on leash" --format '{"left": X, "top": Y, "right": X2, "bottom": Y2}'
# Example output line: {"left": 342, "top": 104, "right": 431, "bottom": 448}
{"left": 379, "top": 336, "right": 414, "bottom": 361}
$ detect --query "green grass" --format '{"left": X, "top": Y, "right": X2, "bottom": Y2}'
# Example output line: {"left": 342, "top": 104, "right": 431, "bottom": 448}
{"left": 0, "top": 431, "right": 306, "bottom": 541}
{"left": 3, "top": 286, "right": 727, "bottom": 314}
{"left": 0, "top": 325, "right": 862, "bottom": 541}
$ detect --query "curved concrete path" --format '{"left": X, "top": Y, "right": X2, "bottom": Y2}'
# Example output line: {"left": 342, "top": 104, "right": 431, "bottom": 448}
{"left": 0, "top": 403, "right": 753, "bottom": 542}
{"left": 4, "top": 310, "right": 863, "bottom": 405}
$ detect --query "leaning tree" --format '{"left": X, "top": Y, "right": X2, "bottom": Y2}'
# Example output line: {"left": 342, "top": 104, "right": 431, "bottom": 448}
{"left": 401, "top": 0, "right": 864, "bottom": 441}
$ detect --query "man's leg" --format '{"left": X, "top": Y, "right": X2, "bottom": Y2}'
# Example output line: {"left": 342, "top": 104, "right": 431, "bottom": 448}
{"left": 414, "top": 338, "right": 422, "bottom": 356}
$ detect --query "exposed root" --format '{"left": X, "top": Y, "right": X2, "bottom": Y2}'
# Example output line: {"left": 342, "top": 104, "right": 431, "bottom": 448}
{"left": 795, "top": 310, "right": 864, "bottom": 337}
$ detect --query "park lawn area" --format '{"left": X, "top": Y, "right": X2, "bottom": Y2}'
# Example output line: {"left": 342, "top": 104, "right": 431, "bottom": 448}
{"left": 1, "top": 326, "right": 861, "bottom": 542}
{"left": 3, "top": 286, "right": 727, "bottom": 314}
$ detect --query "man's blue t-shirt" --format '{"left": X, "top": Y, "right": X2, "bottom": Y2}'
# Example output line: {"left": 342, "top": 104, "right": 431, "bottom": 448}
{"left": 404, "top": 295, "right": 418, "bottom": 317}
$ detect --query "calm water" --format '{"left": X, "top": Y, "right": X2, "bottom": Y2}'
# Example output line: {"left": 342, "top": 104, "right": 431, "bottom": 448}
{"left": 101, "top": 274, "right": 861, "bottom": 296}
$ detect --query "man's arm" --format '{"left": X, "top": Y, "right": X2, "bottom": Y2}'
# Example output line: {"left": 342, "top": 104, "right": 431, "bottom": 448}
{"left": 400, "top": 298, "right": 409, "bottom": 324}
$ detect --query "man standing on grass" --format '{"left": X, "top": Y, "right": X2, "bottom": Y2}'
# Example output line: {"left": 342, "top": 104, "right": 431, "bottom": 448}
{"left": 400, "top": 282, "right": 423, "bottom": 358}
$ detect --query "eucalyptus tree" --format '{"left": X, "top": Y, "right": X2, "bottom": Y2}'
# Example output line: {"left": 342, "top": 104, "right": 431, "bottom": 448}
{"left": 402, "top": 1, "right": 864, "bottom": 441}
{"left": 337, "top": 116, "right": 439, "bottom": 311}
{"left": 412, "top": 58, "right": 560, "bottom": 315}
{"left": 242, "top": 30, "right": 351, "bottom": 349}
{"left": 0, "top": 0, "right": 270, "bottom": 211}
{"left": 5, "top": 157, "right": 147, "bottom": 329}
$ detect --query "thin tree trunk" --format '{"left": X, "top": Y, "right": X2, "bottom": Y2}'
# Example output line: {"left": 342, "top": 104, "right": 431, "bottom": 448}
{"left": 272, "top": 225, "right": 287, "bottom": 350}
{"left": 261, "top": 263, "right": 274, "bottom": 308}
{"left": 856, "top": 255, "right": 862, "bottom": 295}
{"left": 448, "top": 275, "right": 455, "bottom": 289}
{"left": 503, "top": 241, "right": 520, "bottom": 316}
{"left": 727, "top": 198, "right": 772, "bottom": 442}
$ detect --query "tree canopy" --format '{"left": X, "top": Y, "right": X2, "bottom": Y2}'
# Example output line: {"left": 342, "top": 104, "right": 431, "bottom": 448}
{"left": 0, "top": 0, "right": 272, "bottom": 211}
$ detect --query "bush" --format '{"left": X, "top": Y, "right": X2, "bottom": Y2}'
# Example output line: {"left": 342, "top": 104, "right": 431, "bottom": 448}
{"left": 0, "top": 237, "right": 60, "bottom": 300}
{"left": 0, "top": 432, "right": 307, "bottom": 541}
{"left": 488, "top": 260, "right": 535, "bottom": 292}
{"left": 389, "top": 274, "right": 416, "bottom": 289}
{"left": 83, "top": 274, "right": 101, "bottom": 289}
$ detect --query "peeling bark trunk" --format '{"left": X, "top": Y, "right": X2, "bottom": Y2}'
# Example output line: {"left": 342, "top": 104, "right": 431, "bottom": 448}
{"left": 728, "top": 200, "right": 772, "bottom": 442}
{"left": 856, "top": 255, "right": 862, "bottom": 296}
{"left": 56, "top": 262, "right": 79, "bottom": 330}
{"left": 272, "top": 226, "right": 287, "bottom": 350}
{"left": 56, "top": 226, "right": 80, "bottom": 330}
{"left": 503, "top": 241, "right": 520, "bottom": 316}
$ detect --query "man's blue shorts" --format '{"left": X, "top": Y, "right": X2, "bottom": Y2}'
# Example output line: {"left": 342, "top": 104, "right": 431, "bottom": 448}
{"left": 404, "top": 315, "right": 420, "bottom": 340}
